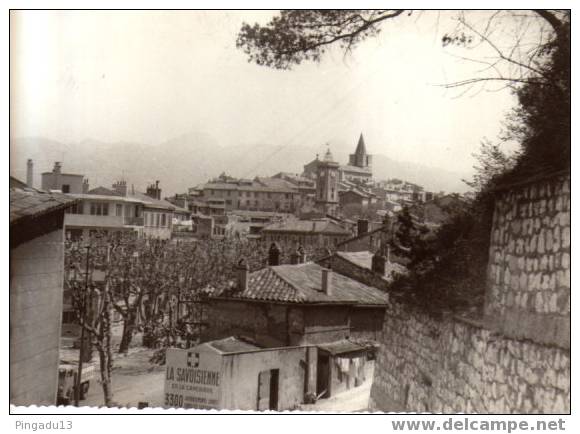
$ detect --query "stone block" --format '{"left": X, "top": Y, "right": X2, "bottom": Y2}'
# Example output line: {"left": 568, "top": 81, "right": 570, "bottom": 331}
{"left": 552, "top": 393, "right": 568, "bottom": 413}
{"left": 562, "top": 179, "right": 570, "bottom": 193}
{"left": 562, "top": 227, "right": 570, "bottom": 249}
{"left": 546, "top": 230, "right": 553, "bottom": 252}
{"left": 537, "top": 232, "right": 545, "bottom": 254}
{"left": 558, "top": 211, "right": 570, "bottom": 227}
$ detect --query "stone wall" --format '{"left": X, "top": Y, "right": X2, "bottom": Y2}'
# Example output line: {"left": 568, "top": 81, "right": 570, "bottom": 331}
{"left": 370, "top": 172, "right": 571, "bottom": 413}
{"left": 369, "top": 301, "right": 570, "bottom": 413}
{"left": 10, "top": 229, "right": 65, "bottom": 406}
{"left": 486, "top": 172, "right": 570, "bottom": 348}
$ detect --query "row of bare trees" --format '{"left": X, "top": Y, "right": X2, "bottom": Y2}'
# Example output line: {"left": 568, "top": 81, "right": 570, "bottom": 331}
{"left": 64, "top": 233, "right": 330, "bottom": 406}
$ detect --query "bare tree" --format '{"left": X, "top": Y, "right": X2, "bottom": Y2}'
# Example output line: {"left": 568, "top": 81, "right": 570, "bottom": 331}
{"left": 65, "top": 239, "right": 115, "bottom": 406}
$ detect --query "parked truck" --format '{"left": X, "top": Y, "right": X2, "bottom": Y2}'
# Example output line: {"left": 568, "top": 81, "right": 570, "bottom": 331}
{"left": 56, "top": 360, "right": 97, "bottom": 406}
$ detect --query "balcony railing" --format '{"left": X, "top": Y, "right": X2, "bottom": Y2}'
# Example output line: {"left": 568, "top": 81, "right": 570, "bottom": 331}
{"left": 124, "top": 216, "right": 144, "bottom": 226}
{"left": 64, "top": 214, "right": 144, "bottom": 228}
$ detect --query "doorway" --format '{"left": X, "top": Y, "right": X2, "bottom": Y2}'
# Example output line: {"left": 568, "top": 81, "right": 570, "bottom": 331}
{"left": 257, "top": 369, "right": 279, "bottom": 411}
{"left": 316, "top": 353, "right": 330, "bottom": 398}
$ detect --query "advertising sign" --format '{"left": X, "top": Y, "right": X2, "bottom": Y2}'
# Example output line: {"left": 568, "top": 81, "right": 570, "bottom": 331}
{"left": 164, "top": 347, "right": 222, "bottom": 409}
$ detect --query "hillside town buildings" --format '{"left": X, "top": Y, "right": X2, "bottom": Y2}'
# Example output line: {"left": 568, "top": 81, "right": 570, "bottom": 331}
{"left": 304, "top": 134, "right": 373, "bottom": 185}
{"left": 261, "top": 218, "right": 351, "bottom": 248}
{"left": 11, "top": 134, "right": 459, "bottom": 410}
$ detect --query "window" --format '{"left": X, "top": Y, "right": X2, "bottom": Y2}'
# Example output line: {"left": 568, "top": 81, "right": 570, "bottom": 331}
{"left": 116, "top": 204, "right": 123, "bottom": 216}
{"left": 226, "top": 200, "right": 232, "bottom": 206}
{"left": 161, "top": 213, "right": 166, "bottom": 227}
{"left": 66, "top": 202, "right": 83, "bottom": 214}
{"left": 90, "top": 202, "right": 108, "bottom": 216}
{"left": 62, "top": 184, "right": 70, "bottom": 193}
{"left": 155, "top": 213, "right": 160, "bottom": 227}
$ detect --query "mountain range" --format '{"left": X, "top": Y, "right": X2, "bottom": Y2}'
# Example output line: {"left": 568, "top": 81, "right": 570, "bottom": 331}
{"left": 10, "top": 133, "right": 471, "bottom": 196}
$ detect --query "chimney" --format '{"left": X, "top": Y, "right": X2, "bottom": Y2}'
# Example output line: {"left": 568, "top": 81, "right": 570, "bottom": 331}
{"left": 26, "top": 159, "right": 33, "bottom": 187}
{"left": 53, "top": 162, "right": 62, "bottom": 190}
{"left": 113, "top": 180, "right": 128, "bottom": 197}
{"left": 146, "top": 181, "right": 162, "bottom": 200}
{"left": 357, "top": 219, "right": 369, "bottom": 236}
{"left": 236, "top": 258, "right": 249, "bottom": 291}
{"left": 82, "top": 178, "right": 89, "bottom": 193}
{"left": 297, "top": 245, "right": 306, "bottom": 264}
{"left": 268, "top": 243, "right": 280, "bottom": 266}
{"left": 372, "top": 249, "right": 386, "bottom": 275}
{"left": 321, "top": 268, "right": 333, "bottom": 295}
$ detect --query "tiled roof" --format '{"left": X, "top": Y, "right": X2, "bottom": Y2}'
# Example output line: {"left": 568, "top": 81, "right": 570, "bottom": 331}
{"left": 255, "top": 177, "right": 297, "bottom": 190}
{"left": 335, "top": 251, "right": 407, "bottom": 282}
{"left": 340, "top": 189, "right": 372, "bottom": 198}
{"left": 202, "top": 180, "right": 298, "bottom": 194}
{"left": 87, "top": 186, "right": 120, "bottom": 196}
{"left": 210, "top": 262, "right": 389, "bottom": 306}
{"left": 10, "top": 187, "right": 78, "bottom": 225}
{"left": 9, "top": 176, "right": 27, "bottom": 189}
{"left": 262, "top": 219, "right": 351, "bottom": 235}
{"left": 273, "top": 172, "right": 314, "bottom": 185}
{"left": 229, "top": 210, "right": 291, "bottom": 218}
{"left": 340, "top": 165, "right": 372, "bottom": 174}
{"left": 129, "top": 191, "right": 176, "bottom": 210}
{"left": 207, "top": 336, "right": 262, "bottom": 353}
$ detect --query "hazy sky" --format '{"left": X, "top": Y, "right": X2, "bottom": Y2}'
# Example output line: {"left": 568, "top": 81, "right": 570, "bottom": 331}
{"left": 11, "top": 10, "right": 538, "bottom": 174}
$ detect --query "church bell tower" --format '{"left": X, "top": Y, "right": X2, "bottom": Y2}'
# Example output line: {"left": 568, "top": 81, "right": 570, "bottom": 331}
{"left": 315, "top": 147, "right": 340, "bottom": 216}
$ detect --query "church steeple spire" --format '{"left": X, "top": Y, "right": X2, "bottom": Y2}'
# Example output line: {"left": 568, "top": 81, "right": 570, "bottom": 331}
{"left": 355, "top": 132, "right": 367, "bottom": 157}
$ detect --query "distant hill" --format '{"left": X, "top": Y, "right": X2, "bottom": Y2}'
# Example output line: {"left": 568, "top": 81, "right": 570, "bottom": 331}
{"left": 10, "top": 134, "right": 470, "bottom": 196}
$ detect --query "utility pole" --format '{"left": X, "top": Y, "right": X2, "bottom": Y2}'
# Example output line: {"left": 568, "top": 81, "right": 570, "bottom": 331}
{"left": 75, "top": 244, "right": 91, "bottom": 406}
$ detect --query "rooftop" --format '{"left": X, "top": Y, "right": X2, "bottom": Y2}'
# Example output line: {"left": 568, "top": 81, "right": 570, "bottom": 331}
{"left": 128, "top": 191, "right": 176, "bottom": 210}
{"left": 10, "top": 186, "right": 78, "bottom": 225}
{"left": 206, "top": 336, "right": 262, "bottom": 353}
{"left": 68, "top": 192, "right": 145, "bottom": 204}
{"left": 273, "top": 172, "right": 314, "bottom": 185}
{"left": 262, "top": 219, "right": 351, "bottom": 235}
{"left": 339, "top": 189, "right": 372, "bottom": 198}
{"left": 335, "top": 251, "right": 407, "bottom": 282}
{"left": 209, "top": 262, "right": 389, "bottom": 306}
{"left": 317, "top": 339, "right": 367, "bottom": 355}
{"left": 88, "top": 186, "right": 121, "bottom": 196}
{"left": 254, "top": 177, "right": 298, "bottom": 190}
{"left": 41, "top": 171, "right": 84, "bottom": 178}
{"left": 202, "top": 179, "right": 298, "bottom": 194}
{"left": 340, "top": 165, "right": 372, "bottom": 175}
{"left": 228, "top": 209, "right": 292, "bottom": 218}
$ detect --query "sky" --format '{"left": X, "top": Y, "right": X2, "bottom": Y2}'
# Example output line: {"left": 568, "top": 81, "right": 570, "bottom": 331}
{"left": 10, "top": 10, "right": 542, "bottom": 175}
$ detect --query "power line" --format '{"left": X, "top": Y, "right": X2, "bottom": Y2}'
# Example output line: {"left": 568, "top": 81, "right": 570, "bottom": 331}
{"left": 240, "top": 59, "right": 387, "bottom": 179}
